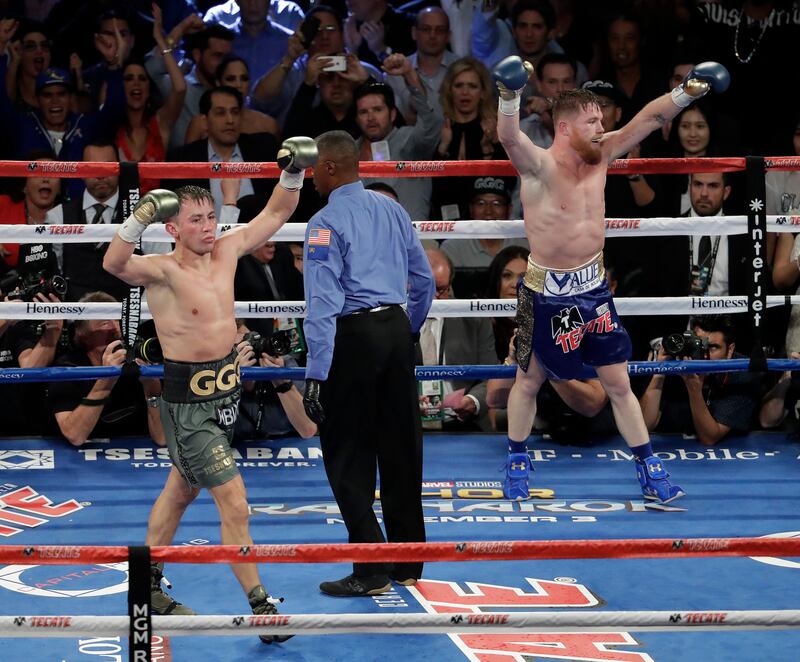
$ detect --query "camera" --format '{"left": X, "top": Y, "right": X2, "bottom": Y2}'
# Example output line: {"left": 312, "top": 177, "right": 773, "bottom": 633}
{"left": 661, "top": 331, "right": 709, "bottom": 360}
{"left": 243, "top": 330, "right": 292, "bottom": 357}
{"left": 119, "top": 336, "right": 162, "bottom": 363}
{"left": 323, "top": 55, "right": 347, "bottom": 72}
{"left": 132, "top": 336, "right": 163, "bottom": 363}
{"left": 1, "top": 269, "right": 67, "bottom": 301}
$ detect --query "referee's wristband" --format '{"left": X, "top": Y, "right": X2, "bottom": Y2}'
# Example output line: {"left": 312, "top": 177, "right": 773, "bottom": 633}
{"left": 80, "top": 396, "right": 109, "bottom": 407}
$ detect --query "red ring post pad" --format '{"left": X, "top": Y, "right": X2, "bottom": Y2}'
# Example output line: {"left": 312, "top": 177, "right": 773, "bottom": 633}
{"left": 2, "top": 536, "right": 800, "bottom": 565}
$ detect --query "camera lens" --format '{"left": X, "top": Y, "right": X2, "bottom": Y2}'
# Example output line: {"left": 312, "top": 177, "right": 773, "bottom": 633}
{"left": 661, "top": 333, "right": 686, "bottom": 356}
{"left": 48, "top": 275, "right": 68, "bottom": 297}
{"left": 137, "top": 337, "right": 163, "bottom": 363}
{"left": 269, "top": 333, "right": 291, "bottom": 357}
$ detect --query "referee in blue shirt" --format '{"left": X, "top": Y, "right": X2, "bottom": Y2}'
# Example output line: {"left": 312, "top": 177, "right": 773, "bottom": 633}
{"left": 302, "top": 131, "right": 435, "bottom": 597}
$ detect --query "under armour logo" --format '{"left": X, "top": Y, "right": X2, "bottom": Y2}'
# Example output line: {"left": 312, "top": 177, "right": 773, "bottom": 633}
{"left": 14, "top": 617, "right": 26, "bottom": 626}
{"left": 511, "top": 462, "right": 527, "bottom": 471}
{"left": 450, "top": 615, "right": 464, "bottom": 624}
{"left": 395, "top": 162, "right": 406, "bottom": 171}
{"left": 649, "top": 462, "right": 662, "bottom": 474}
{"left": 34, "top": 226, "right": 46, "bottom": 234}
{"left": 211, "top": 163, "right": 222, "bottom": 172}
{"left": 672, "top": 540, "right": 684, "bottom": 550}
{"left": 23, "top": 547, "right": 34, "bottom": 556}
{"left": 239, "top": 546, "right": 251, "bottom": 556}
{"left": 669, "top": 613, "right": 682, "bottom": 623}
{"left": 232, "top": 617, "right": 245, "bottom": 626}
{"left": 455, "top": 543, "right": 466, "bottom": 552}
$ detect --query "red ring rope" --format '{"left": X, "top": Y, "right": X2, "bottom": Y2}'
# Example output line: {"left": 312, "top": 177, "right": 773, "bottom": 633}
{"left": 0, "top": 536, "right": 797, "bottom": 565}
{"left": 1, "top": 156, "right": 795, "bottom": 180}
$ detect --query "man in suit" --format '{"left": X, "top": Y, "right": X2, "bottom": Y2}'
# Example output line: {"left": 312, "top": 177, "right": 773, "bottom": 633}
{"left": 234, "top": 240, "right": 304, "bottom": 337}
{"left": 418, "top": 248, "right": 496, "bottom": 431}
{"left": 45, "top": 142, "right": 130, "bottom": 301}
{"left": 655, "top": 171, "right": 752, "bottom": 346}
{"left": 168, "top": 86, "right": 279, "bottom": 217}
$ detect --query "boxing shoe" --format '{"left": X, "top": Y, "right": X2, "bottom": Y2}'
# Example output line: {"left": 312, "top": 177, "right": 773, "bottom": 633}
{"left": 503, "top": 451, "right": 533, "bottom": 501}
{"left": 635, "top": 455, "right": 685, "bottom": 504}
{"left": 319, "top": 574, "right": 391, "bottom": 597}
{"left": 248, "top": 585, "right": 294, "bottom": 644}
{"left": 150, "top": 563, "right": 195, "bottom": 615}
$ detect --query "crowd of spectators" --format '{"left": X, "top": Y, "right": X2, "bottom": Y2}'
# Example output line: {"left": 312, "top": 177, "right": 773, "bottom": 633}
{"left": 1, "top": 0, "right": 800, "bottom": 446}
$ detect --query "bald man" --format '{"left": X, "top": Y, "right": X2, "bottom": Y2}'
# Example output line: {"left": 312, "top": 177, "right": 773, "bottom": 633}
{"left": 419, "top": 248, "right": 496, "bottom": 431}
{"left": 301, "top": 130, "right": 435, "bottom": 596}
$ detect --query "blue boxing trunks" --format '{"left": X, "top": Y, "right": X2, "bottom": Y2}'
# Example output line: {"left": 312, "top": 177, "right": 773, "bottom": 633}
{"left": 515, "top": 251, "right": 631, "bottom": 380}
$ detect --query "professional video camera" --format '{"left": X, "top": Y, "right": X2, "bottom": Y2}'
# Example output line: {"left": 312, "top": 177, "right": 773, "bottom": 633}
{"left": 0, "top": 269, "right": 67, "bottom": 301}
{"left": 243, "top": 330, "right": 292, "bottom": 357}
{"left": 661, "top": 330, "right": 709, "bottom": 360}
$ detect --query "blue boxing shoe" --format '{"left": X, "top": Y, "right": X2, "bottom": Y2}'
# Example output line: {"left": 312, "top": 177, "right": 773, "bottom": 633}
{"left": 635, "top": 455, "right": 685, "bottom": 503}
{"left": 503, "top": 452, "right": 533, "bottom": 500}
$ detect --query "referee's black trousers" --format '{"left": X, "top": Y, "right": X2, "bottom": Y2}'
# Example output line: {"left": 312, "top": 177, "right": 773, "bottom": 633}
{"left": 319, "top": 305, "right": 425, "bottom": 580}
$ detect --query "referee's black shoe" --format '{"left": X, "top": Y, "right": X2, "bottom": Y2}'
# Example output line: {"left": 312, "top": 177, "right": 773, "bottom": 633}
{"left": 319, "top": 574, "right": 392, "bottom": 597}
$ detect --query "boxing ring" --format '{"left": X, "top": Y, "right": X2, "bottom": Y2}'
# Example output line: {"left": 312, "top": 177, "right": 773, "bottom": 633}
{"left": 1, "top": 156, "right": 800, "bottom": 661}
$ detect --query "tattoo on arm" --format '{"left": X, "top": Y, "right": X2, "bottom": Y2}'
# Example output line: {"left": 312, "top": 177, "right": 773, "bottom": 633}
{"left": 653, "top": 113, "right": 667, "bottom": 126}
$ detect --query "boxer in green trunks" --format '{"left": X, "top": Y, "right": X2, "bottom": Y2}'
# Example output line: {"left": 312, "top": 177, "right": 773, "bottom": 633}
{"left": 160, "top": 350, "right": 242, "bottom": 490}
{"left": 104, "top": 136, "right": 319, "bottom": 643}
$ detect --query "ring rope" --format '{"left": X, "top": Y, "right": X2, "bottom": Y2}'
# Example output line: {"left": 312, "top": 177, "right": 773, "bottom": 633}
{"left": 1, "top": 610, "right": 798, "bottom": 637}
{"left": 1, "top": 156, "right": 785, "bottom": 180}
{"left": 1, "top": 216, "right": 798, "bottom": 244}
{"left": 3, "top": 358, "right": 799, "bottom": 384}
{"left": 0, "top": 295, "right": 796, "bottom": 320}
{"left": 2, "top": 536, "right": 800, "bottom": 565}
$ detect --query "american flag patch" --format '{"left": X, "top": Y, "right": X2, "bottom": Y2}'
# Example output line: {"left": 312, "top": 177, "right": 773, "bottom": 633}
{"left": 308, "top": 229, "right": 332, "bottom": 246}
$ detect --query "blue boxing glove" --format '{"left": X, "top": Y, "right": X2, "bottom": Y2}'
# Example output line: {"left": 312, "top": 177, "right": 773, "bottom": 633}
{"left": 492, "top": 56, "right": 534, "bottom": 116}
{"left": 671, "top": 61, "right": 730, "bottom": 108}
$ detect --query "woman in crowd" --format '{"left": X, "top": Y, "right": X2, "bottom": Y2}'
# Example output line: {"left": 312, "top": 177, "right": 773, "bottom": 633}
{"left": 661, "top": 99, "right": 719, "bottom": 216}
{"left": 485, "top": 245, "right": 529, "bottom": 363}
{"left": 114, "top": 6, "right": 185, "bottom": 194}
{"left": 0, "top": 149, "right": 59, "bottom": 270}
{"left": 184, "top": 55, "right": 280, "bottom": 143}
{"left": 430, "top": 57, "right": 507, "bottom": 220}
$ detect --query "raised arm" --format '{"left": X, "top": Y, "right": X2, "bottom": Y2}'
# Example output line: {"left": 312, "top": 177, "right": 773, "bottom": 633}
{"left": 103, "top": 191, "right": 177, "bottom": 286}
{"left": 604, "top": 62, "right": 730, "bottom": 161}
{"left": 152, "top": 3, "right": 187, "bottom": 148}
{"left": 220, "top": 137, "right": 318, "bottom": 257}
{"left": 493, "top": 56, "right": 546, "bottom": 176}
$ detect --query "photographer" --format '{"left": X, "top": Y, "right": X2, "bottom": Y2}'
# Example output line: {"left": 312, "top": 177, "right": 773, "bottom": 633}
{"left": 759, "top": 352, "right": 800, "bottom": 431}
{"left": 233, "top": 322, "right": 316, "bottom": 441}
{"left": 46, "top": 292, "right": 165, "bottom": 447}
{"left": 0, "top": 290, "right": 65, "bottom": 435}
{"left": 639, "top": 315, "right": 761, "bottom": 446}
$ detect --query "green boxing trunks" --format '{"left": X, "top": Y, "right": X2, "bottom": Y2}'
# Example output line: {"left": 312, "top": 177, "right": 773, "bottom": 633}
{"left": 161, "top": 349, "right": 242, "bottom": 489}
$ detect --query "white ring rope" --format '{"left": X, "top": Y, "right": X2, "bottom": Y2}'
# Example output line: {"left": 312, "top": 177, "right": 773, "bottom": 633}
{"left": 0, "top": 296, "right": 796, "bottom": 320}
{"left": 0, "top": 215, "right": 797, "bottom": 244}
{"left": 1, "top": 610, "right": 798, "bottom": 637}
